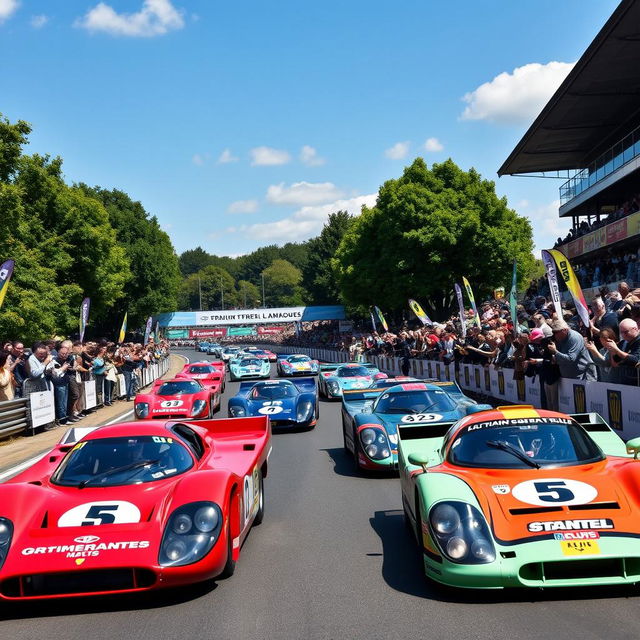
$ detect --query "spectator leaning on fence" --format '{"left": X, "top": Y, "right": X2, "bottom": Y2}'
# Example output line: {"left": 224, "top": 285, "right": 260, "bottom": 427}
{"left": 27, "top": 344, "right": 53, "bottom": 393}
{"left": 50, "top": 340, "right": 74, "bottom": 425}
{"left": 545, "top": 319, "right": 597, "bottom": 382}
{"left": 0, "top": 351, "right": 16, "bottom": 402}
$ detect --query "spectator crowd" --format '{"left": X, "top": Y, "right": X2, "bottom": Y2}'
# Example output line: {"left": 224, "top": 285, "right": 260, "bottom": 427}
{"left": 0, "top": 338, "right": 170, "bottom": 429}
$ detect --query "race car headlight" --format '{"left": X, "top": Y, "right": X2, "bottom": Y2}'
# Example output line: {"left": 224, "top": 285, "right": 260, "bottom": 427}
{"left": 282, "top": 364, "right": 291, "bottom": 371}
{"left": 159, "top": 501, "right": 222, "bottom": 567}
{"left": 190, "top": 400, "right": 207, "bottom": 417}
{"left": 360, "top": 427, "right": 390, "bottom": 459}
{"left": 229, "top": 405, "right": 246, "bottom": 417}
{"left": 134, "top": 402, "right": 149, "bottom": 419}
{"left": 0, "top": 518, "right": 13, "bottom": 570}
{"left": 296, "top": 401, "right": 313, "bottom": 422}
{"left": 428, "top": 501, "right": 495, "bottom": 564}
{"left": 327, "top": 381, "right": 339, "bottom": 391}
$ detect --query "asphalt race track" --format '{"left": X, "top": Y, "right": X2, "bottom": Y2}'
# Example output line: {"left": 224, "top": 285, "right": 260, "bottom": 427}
{"left": 3, "top": 349, "right": 640, "bottom": 640}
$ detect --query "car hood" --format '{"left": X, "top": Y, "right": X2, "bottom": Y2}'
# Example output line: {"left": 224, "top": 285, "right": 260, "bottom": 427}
{"left": 247, "top": 398, "right": 296, "bottom": 416}
{"left": 338, "top": 377, "right": 372, "bottom": 389}
{"left": 1, "top": 480, "right": 180, "bottom": 574}
{"left": 446, "top": 457, "right": 640, "bottom": 543}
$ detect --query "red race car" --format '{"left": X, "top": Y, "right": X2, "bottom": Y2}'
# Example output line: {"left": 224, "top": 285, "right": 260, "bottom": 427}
{"left": 179, "top": 361, "right": 226, "bottom": 393}
{"left": 0, "top": 416, "right": 271, "bottom": 600}
{"left": 134, "top": 378, "right": 220, "bottom": 420}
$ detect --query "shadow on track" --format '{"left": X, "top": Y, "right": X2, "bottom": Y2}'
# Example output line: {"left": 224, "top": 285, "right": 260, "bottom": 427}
{"left": 369, "top": 509, "right": 640, "bottom": 605}
{"left": 321, "top": 447, "right": 397, "bottom": 479}
{"left": 0, "top": 580, "right": 218, "bottom": 621}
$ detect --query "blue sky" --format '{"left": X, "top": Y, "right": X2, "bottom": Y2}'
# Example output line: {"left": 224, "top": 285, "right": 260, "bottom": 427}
{"left": 0, "top": 0, "right": 621, "bottom": 257}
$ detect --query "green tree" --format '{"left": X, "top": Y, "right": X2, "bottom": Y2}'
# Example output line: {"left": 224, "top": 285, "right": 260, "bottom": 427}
{"left": 237, "top": 280, "right": 261, "bottom": 308}
{"left": 334, "top": 158, "right": 535, "bottom": 319}
{"left": 237, "top": 245, "right": 282, "bottom": 284}
{"left": 279, "top": 242, "right": 309, "bottom": 272}
{"left": 303, "top": 211, "right": 353, "bottom": 304}
{"left": 262, "top": 259, "right": 306, "bottom": 307}
{"left": 179, "top": 246, "right": 214, "bottom": 275}
{"left": 198, "top": 265, "right": 236, "bottom": 310}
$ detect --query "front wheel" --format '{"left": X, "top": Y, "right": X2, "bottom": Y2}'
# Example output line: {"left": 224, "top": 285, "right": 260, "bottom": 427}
{"left": 218, "top": 519, "right": 236, "bottom": 579}
{"left": 253, "top": 471, "right": 264, "bottom": 526}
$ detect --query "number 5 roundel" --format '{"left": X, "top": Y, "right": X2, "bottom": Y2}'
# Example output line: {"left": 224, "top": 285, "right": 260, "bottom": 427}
{"left": 58, "top": 501, "right": 141, "bottom": 527}
{"left": 511, "top": 479, "right": 597, "bottom": 507}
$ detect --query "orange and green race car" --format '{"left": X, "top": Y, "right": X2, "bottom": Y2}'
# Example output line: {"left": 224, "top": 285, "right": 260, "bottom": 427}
{"left": 399, "top": 404, "right": 640, "bottom": 589}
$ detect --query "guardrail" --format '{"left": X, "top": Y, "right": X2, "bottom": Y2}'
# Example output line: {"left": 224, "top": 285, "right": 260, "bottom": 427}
{"left": 0, "top": 356, "right": 171, "bottom": 441}
{"left": 258, "top": 344, "right": 640, "bottom": 440}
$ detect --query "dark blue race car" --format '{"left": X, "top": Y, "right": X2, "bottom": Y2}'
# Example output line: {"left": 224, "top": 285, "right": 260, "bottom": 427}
{"left": 228, "top": 378, "right": 319, "bottom": 430}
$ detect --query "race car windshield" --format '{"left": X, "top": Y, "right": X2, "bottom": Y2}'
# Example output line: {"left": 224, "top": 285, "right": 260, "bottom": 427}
{"left": 288, "top": 356, "right": 310, "bottom": 363}
{"left": 52, "top": 436, "right": 194, "bottom": 487}
{"left": 448, "top": 421, "right": 604, "bottom": 469}
{"left": 337, "top": 366, "right": 370, "bottom": 377}
{"left": 240, "top": 359, "right": 262, "bottom": 367}
{"left": 375, "top": 390, "right": 455, "bottom": 414}
{"left": 188, "top": 366, "right": 214, "bottom": 374}
{"left": 251, "top": 384, "right": 296, "bottom": 400}
{"left": 157, "top": 381, "right": 201, "bottom": 396}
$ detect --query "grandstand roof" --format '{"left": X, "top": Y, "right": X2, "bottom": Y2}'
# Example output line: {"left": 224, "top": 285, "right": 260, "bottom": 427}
{"left": 499, "top": 0, "right": 640, "bottom": 176}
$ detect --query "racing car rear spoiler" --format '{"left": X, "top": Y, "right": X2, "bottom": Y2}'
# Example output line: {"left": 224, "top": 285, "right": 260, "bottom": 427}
{"left": 186, "top": 416, "right": 270, "bottom": 438}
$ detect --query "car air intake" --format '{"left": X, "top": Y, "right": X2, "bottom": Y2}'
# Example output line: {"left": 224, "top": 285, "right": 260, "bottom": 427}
{"left": 1, "top": 568, "right": 156, "bottom": 598}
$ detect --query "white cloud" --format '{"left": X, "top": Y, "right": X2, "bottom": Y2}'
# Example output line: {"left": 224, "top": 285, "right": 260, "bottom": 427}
{"left": 30, "top": 14, "right": 48, "bottom": 28}
{"left": 519, "top": 199, "right": 571, "bottom": 256}
{"left": 192, "top": 153, "right": 206, "bottom": 166}
{"left": 385, "top": 141, "right": 410, "bottom": 160}
{"left": 227, "top": 199, "right": 259, "bottom": 214}
{"left": 228, "top": 194, "right": 377, "bottom": 244}
{"left": 0, "top": 0, "right": 19, "bottom": 23}
{"left": 266, "top": 181, "right": 344, "bottom": 206}
{"left": 424, "top": 137, "right": 443, "bottom": 152}
{"left": 217, "top": 148, "right": 238, "bottom": 164}
{"left": 250, "top": 146, "right": 291, "bottom": 166}
{"left": 75, "top": 0, "right": 185, "bottom": 37}
{"left": 461, "top": 61, "right": 575, "bottom": 124}
{"left": 300, "top": 145, "right": 325, "bottom": 167}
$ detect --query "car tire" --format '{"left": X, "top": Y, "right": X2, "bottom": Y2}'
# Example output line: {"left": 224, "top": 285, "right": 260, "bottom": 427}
{"left": 218, "top": 519, "right": 236, "bottom": 579}
{"left": 253, "top": 471, "right": 264, "bottom": 526}
{"left": 414, "top": 494, "right": 424, "bottom": 547}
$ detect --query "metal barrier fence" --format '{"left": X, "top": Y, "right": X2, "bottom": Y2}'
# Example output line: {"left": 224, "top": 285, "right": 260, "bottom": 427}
{"left": 0, "top": 356, "right": 171, "bottom": 440}
{"left": 259, "top": 344, "right": 640, "bottom": 440}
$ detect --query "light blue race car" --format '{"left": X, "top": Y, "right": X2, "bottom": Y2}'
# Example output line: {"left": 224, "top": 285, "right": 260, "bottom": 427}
{"left": 318, "top": 362, "right": 386, "bottom": 399}
{"left": 229, "top": 356, "right": 271, "bottom": 381}
{"left": 341, "top": 380, "right": 492, "bottom": 472}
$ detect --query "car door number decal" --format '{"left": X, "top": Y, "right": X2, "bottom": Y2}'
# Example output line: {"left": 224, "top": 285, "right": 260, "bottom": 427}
{"left": 512, "top": 479, "right": 597, "bottom": 506}
{"left": 58, "top": 501, "right": 141, "bottom": 527}
{"left": 242, "top": 468, "right": 260, "bottom": 526}
{"left": 400, "top": 413, "right": 443, "bottom": 423}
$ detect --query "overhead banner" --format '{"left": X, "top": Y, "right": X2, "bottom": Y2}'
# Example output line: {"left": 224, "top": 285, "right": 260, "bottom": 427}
{"left": 462, "top": 277, "right": 481, "bottom": 328}
{"left": 454, "top": 283, "right": 467, "bottom": 340}
{"left": 541, "top": 249, "right": 563, "bottom": 319}
{"left": 548, "top": 249, "right": 590, "bottom": 328}
{"left": 79, "top": 297, "right": 90, "bottom": 342}
{"left": 227, "top": 327, "right": 256, "bottom": 337}
{"left": 0, "top": 259, "right": 15, "bottom": 309}
{"left": 373, "top": 306, "right": 389, "bottom": 332}
{"left": 408, "top": 298, "right": 432, "bottom": 326}
{"left": 189, "top": 328, "right": 227, "bottom": 339}
{"left": 118, "top": 312, "right": 127, "bottom": 344}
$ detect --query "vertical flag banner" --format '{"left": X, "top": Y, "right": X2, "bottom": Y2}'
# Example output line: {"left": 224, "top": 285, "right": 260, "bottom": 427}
{"left": 0, "top": 259, "right": 15, "bottom": 309}
{"left": 541, "top": 249, "right": 563, "bottom": 319}
{"left": 369, "top": 309, "right": 377, "bottom": 333}
{"left": 408, "top": 299, "right": 433, "bottom": 326}
{"left": 154, "top": 320, "right": 160, "bottom": 341}
{"left": 454, "top": 284, "right": 467, "bottom": 340}
{"left": 118, "top": 312, "right": 128, "bottom": 343}
{"left": 144, "top": 317, "right": 153, "bottom": 345}
{"left": 509, "top": 261, "right": 518, "bottom": 336}
{"left": 79, "top": 297, "right": 90, "bottom": 342}
{"left": 548, "top": 249, "right": 590, "bottom": 328}
{"left": 462, "top": 277, "right": 481, "bottom": 328}
{"left": 373, "top": 306, "right": 389, "bottom": 332}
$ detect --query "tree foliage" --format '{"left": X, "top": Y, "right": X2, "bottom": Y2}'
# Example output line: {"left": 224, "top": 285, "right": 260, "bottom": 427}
{"left": 262, "top": 259, "right": 306, "bottom": 307}
{"left": 333, "top": 158, "right": 535, "bottom": 317}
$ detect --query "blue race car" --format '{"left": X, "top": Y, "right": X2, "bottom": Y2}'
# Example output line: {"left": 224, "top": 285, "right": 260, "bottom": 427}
{"left": 228, "top": 378, "right": 318, "bottom": 429}
{"left": 341, "top": 380, "right": 492, "bottom": 472}
{"left": 277, "top": 354, "right": 320, "bottom": 377}
{"left": 229, "top": 356, "right": 271, "bottom": 381}
{"left": 318, "top": 362, "right": 386, "bottom": 399}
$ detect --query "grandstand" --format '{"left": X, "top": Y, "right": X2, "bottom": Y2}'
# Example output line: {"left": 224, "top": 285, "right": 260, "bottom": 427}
{"left": 499, "top": 0, "right": 640, "bottom": 300}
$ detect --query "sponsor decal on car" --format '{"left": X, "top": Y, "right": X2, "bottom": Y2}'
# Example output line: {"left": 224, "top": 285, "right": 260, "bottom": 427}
{"left": 466, "top": 417, "right": 573, "bottom": 431}
{"left": 492, "top": 484, "right": 510, "bottom": 495}
{"left": 22, "top": 539, "right": 151, "bottom": 558}
{"left": 527, "top": 518, "right": 614, "bottom": 533}
{"left": 553, "top": 531, "right": 600, "bottom": 540}
{"left": 560, "top": 540, "right": 600, "bottom": 555}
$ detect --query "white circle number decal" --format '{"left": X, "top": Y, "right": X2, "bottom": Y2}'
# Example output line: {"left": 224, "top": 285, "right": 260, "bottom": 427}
{"left": 511, "top": 479, "right": 597, "bottom": 507}
{"left": 58, "top": 501, "right": 141, "bottom": 527}
{"left": 400, "top": 413, "right": 443, "bottom": 423}
{"left": 161, "top": 400, "right": 183, "bottom": 408}
{"left": 258, "top": 405, "right": 283, "bottom": 415}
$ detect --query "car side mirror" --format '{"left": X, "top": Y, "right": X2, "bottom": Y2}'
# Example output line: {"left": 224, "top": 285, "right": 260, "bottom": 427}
{"left": 407, "top": 453, "right": 431, "bottom": 466}
{"left": 626, "top": 437, "right": 640, "bottom": 459}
